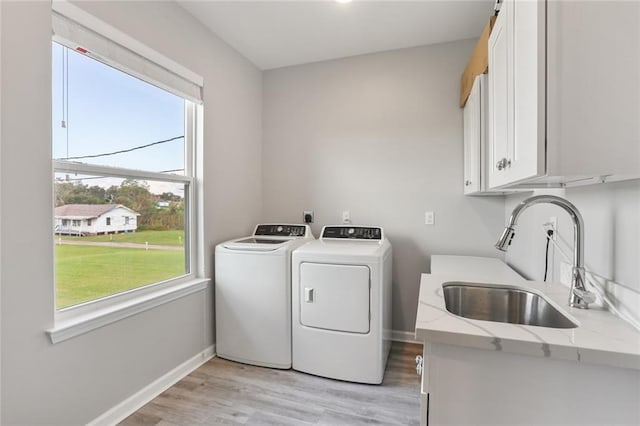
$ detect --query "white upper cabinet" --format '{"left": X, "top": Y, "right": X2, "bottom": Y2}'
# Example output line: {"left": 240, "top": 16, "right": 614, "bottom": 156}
{"left": 463, "top": 75, "right": 483, "bottom": 194}
{"left": 487, "top": 0, "right": 512, "bottom": 189}
{"left": 464, "top": 74, "right": 511, "bottom": 195}
{"left": 488, "top": 0, "right": 640, "bottom": 189}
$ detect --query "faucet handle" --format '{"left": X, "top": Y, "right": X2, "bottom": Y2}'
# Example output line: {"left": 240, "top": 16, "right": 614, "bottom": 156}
{"left": 572, "top": 288, "right": 597, "bottom": 305}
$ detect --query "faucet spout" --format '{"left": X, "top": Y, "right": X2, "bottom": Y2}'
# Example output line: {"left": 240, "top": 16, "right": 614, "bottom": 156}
{"left": 496, "top": 195, "right": 593, "bottom": 309}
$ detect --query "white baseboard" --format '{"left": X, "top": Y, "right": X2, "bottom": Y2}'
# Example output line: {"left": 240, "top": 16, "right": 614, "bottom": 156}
{"left": 88, "top": 345, "right": 215, "bottom": 426}
{"left": 391, "top": 329, "right": 421, "bottom": 344}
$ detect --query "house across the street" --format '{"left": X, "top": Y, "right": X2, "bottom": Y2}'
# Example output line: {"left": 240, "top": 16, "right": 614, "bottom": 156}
{"left": 54, "top": 204, "right": 140, "bottom": 236}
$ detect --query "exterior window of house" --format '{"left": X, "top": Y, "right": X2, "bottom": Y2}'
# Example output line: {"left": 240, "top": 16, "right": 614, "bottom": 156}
{"left": 72, "top": 220, "right": 81, "bottom": 227}
{"left": 51, "top": 13, "right": 202, "bottom": 311}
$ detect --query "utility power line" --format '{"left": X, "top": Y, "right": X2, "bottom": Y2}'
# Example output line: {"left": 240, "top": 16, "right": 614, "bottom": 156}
{"left": 54, "top": 135, "right": 184, "bottom": 161}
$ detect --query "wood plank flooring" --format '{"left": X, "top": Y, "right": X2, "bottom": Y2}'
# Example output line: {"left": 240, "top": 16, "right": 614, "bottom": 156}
{"left": 120, "top": 342, "right": 423, "bottom": 425}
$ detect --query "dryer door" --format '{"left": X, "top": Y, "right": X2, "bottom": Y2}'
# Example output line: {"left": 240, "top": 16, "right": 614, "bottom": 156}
{"left": 299, "top": 262, "right": 370, "bottom": 333}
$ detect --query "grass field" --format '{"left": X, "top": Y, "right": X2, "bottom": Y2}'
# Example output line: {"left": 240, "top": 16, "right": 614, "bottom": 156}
{"left": 55, "top": 244, "right": 185, "bottom": 309}
{"left": 61, "top": 230, "right": 185, "bottom": 246}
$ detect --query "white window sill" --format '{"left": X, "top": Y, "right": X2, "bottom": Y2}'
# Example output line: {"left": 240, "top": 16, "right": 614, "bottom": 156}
{"left": 47, "top": 278, "right": 210, "bottom": 344}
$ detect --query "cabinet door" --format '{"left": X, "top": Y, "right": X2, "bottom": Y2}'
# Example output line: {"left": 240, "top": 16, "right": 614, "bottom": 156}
{"left": 487, "top": 0, "right": 512, "bottom": 188}
{"left": 489, "top": 0, "right": 546, "bottom": 188}
{"left": 463, "top": 76, "right": 481, "bottom": 194}
{"left": 508, "top": 0, "right": 545, "bottom": 183}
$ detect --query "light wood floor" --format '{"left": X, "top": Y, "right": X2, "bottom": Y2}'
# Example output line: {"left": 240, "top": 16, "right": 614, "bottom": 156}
{"left": 120, "top": 342, "right": 423, "bottom": 425}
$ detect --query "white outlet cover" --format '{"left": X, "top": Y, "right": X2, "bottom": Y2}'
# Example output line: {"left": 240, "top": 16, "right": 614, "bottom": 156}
{"left": 425, "top": 211, "right": 434, "bottom": 225}
{"left": 342, "top": 210, "right": 351, "bottom": 224}
{"left": 549, "top": 216, "right": 557, "bottom": 239}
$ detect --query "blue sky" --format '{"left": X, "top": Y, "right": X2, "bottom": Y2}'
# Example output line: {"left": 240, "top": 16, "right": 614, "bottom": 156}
{"left": 51, "top": 42, "right": 185, "bottom": 175}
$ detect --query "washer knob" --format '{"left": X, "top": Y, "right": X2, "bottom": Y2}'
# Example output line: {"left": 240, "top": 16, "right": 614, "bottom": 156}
{"left": 277, "top": 226, "right": 283, "bottom": 233}
{"left": 348, "top": 228, "right": 355, "bottom": 235}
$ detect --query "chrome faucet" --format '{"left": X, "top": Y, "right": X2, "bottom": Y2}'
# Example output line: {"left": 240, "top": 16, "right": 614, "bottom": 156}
{"left": 495, "top": 195, "right": 596, "bottom": 309}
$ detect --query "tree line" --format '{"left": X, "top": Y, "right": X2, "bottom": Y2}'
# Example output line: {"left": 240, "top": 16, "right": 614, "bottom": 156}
{"left": 54, "top": 179, "right": 184, "bottom": 231}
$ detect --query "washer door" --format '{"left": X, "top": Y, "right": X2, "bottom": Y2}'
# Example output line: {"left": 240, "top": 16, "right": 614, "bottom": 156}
{"left": 299, "top": 262, "right": 370, "bottom": 334}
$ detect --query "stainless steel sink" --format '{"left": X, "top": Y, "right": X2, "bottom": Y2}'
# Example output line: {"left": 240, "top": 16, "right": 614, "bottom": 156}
{"left": 442, "top": 282, "right": 578, "bottom": 329}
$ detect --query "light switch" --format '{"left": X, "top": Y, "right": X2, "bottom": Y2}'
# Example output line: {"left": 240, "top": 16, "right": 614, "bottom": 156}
{"left": 425, "top": 211, "right": 435, "bottom": 225}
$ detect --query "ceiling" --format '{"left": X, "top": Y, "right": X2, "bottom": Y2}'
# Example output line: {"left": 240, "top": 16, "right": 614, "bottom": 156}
{"left": 177, "top": 1, "right": 495, "bottom": 70}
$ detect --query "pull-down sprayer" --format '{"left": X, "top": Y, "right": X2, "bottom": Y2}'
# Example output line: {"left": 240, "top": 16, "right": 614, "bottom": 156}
{"left": 496, "top": 195, "right": 596, "bottom": 309}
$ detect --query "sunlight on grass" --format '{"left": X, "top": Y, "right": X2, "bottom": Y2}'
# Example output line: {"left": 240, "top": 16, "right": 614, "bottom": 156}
{"left": 55, "top": 244, "right": 185, "bottom": 309}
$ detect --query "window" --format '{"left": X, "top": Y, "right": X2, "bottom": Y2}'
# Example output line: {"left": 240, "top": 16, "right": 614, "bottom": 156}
{"left": 51, "top": 12, "right": 202, "bottom": 311}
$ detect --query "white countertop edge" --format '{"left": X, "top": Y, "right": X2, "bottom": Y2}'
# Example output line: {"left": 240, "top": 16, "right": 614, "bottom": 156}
{"left": 416, "top": 323, "right": 640, "bottom": 371}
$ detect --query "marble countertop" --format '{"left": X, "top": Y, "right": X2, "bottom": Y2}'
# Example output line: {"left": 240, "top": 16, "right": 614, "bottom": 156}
{"left": 415, "top": 255, "right": 640, "bottom": 370}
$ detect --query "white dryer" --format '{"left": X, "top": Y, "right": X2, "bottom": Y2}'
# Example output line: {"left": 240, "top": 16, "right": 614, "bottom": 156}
{"left": 292, "top": 225, "right": 392, "bottom": 384}
{"left": 215, "top": 224, "right": 314, "bottom": 369}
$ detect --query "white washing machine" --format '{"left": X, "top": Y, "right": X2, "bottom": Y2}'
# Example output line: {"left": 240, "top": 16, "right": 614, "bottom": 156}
{"left": 292, "top": 225, "right": 392, "bottom": 384}
{"left": 215, "top": 224, "right": 314, "bottom": 369}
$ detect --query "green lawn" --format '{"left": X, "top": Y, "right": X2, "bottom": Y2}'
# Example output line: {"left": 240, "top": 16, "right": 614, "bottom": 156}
{"left": 55, "top": 244, "right": 185, "bottom": 309}
{"left": 61, "top": 229, "right": 185, "bottom": 246}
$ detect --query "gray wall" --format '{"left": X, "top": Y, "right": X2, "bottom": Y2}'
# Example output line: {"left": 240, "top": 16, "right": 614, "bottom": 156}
{"left": 0, "top": 1, "right": 262, "bottom": 424}
{"left": 504, "top": 181, "right": 640, "bottom": 326}
{"left": 262, "top": 41, "right": 506, "bottom": 333}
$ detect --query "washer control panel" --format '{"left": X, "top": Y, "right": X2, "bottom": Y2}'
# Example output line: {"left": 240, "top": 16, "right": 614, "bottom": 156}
{"left": 322, "top": 226, "right": 382, "bottom": 240}
{"left": 254, "top": 224, "right": 308, "bottom": 237}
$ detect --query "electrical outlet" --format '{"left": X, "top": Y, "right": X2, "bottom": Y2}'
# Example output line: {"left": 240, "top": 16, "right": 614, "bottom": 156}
{"left": 303, "top": 210, "right": 314, "bottom": 224}
{"left": 560, "top": 261, "right": 572, "bottom": 288}
{"left": 549, "top": 216, "right": 557, "bottom": 239}
{"left": 342, "top": 210, "right": 351, "bottom": 224}
{"left": 425, "top": 211, "right": 435, "bottom": 225}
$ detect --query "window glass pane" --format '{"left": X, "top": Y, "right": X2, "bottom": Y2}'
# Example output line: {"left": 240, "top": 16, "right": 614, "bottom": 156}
{"left": 52, "top": 42, "right": 185, "bottom": 174}
{"left": 53, "top": 174, "right": 187, "bottom": 309}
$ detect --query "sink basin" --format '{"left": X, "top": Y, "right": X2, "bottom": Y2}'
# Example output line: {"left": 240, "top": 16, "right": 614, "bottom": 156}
{"left": 442, "top": 282, "right": 578, "bottom": 329}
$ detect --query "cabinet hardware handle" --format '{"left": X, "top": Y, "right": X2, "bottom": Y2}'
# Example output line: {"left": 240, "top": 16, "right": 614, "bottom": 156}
{"left": 415, "top": 355, "right": 424, "bottom": 376}
{"left": 496, "top": 158, "right": 508, "bottom": 171}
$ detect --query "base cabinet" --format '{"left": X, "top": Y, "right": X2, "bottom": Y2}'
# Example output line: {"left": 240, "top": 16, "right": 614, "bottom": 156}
{"left": 420, "top": 342, "right": 640, "bottom": 425}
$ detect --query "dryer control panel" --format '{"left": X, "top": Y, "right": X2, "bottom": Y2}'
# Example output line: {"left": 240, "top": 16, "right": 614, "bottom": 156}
{"left": 322, "top": 226, "right": 382, "bottom": 240}
{"left": 254, "top": 224, "right": 308, "bottom": 237}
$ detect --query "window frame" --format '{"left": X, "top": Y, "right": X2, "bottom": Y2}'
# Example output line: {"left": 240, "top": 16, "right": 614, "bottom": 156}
{"left": 47, "top": 1, "right": 206, "bottom": 344}
{"left": 50, "top": 102, "right": 205, "bottom": 342}
{"left": 51, "top": 105, "right": 198, "bottom": 319}
{"left": 51, "top": 104, "right": 198, "bottom": 320}
{"left": 51, "top": 68, "right": 198, "bottom": 308}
